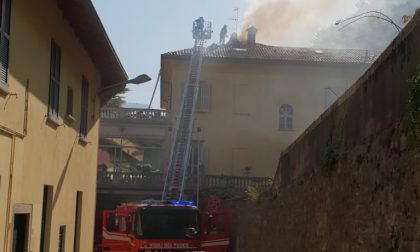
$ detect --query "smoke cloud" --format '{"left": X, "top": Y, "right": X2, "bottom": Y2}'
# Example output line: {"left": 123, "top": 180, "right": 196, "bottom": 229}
{"left": 239, "top": 0, "right": 419, "bottom": 50}
{"left": 314, "top": 0, "right": 420, "bottom": 50}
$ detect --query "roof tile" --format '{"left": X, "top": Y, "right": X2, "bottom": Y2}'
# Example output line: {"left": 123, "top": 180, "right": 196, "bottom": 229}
{"left": 163, "top": 43, "right": 379, "bottom": 64}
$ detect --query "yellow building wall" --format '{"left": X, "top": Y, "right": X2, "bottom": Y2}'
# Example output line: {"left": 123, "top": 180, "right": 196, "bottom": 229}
{"left": 163, "top": 58, "right": 368, "bottom": 177}
{"left": 0, "top": 0, "right": 101, "bottom": 251}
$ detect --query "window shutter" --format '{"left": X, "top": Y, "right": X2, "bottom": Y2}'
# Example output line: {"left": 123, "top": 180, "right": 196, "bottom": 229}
{"left": 0, "top": 34, "right": 9, "bottom": 84}
{"left": 195, "top": 81, "right": 210, "bottom": 113}
{"left": 180, "top": 81, "right": 210, "bottom": 113}
{"left": 0, "top": 0, "right": 11, "bottom": 86}
{"left": 48, "top": 41, "right": 61, "bottom": 117}
{"left": 201, "top": 82, "right": 210, "bottom": 112}
{"left": 3, "top": 0, "right": 11, "bottom": 35}
{"left": 80, "top": 77, "right": 89, "bottom": 137}
{"left": 195, "top": 84, "right": 202, "bottom": 111}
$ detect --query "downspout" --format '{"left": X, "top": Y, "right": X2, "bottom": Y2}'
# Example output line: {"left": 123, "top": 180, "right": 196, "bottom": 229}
{"left": 3, "top": 135, "right": 15, "bottom": 252}
{"left": 23, "top": 80, "right": 29, "bottom": 135}
{"left": 1, "top": 80, "right": 29, "bottom": 251}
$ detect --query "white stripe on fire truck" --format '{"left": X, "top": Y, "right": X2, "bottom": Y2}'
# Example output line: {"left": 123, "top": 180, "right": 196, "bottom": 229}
{"left": 102, "top": 229, "right": 131, "bottom": 242}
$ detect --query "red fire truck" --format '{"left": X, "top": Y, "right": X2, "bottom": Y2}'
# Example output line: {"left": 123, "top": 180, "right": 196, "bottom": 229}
{"left": 102, "top": 200, "right": 230, "bottom": 252}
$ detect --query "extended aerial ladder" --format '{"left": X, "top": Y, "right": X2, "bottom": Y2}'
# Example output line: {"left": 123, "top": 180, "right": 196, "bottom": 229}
{"left": 100, "top": 19, "right": 230, "bottom": 252}
{"left": 162, "top": 18, "right": 212, "bottom": 201}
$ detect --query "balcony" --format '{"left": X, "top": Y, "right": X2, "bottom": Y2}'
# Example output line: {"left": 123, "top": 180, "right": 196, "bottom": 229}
{"left": 97, "top": 171, "right": 273, "bottom": 191}
{"left": 100, "top": 107, "right": 170, "bottom": 141}
{"left": 101, "top": 107, "right": 168, "bottom": 121}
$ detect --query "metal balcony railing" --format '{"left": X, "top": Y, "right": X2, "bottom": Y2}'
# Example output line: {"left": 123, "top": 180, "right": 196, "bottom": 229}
{"left": 101, "top": 107, "right": 168, "bottom": 121}
{"left": 97, "top": 171, "right": 272, "bottom": 190}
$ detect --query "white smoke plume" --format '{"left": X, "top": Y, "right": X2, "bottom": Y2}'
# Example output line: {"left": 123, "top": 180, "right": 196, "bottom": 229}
{"left": 314, "top": 0, "right": 420, "bottom": 50}
{"left": 239, "top": 0, "right": 419, "bottom": 50}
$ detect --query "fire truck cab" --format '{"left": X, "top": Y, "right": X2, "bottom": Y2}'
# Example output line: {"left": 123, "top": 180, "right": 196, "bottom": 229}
{"left": 102, "top": 200, "right": 229, "bottom": 252}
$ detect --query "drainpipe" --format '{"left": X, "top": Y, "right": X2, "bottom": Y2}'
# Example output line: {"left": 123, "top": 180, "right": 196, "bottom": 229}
{"left": 1, "top": 80, "right": 29, "bottom": 251}
{"left": 3, "top": 135, "right": 15, "bottom": 252}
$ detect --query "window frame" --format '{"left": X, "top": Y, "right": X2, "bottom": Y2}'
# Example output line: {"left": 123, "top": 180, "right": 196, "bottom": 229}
{"left": 58, "top": 225, "right": 66, "bottom": 252}
{"left": 181, "top": 81, "right": 210, "bottom": 113}
{"left": 279, "top": 104, "right": 293, "bottom": 131}
{"left": 79, "top": 76, "right": 89, "bottom": 138}
{"left": 66, "top": 86, "right": 74, "bottom": 116}
{"left": 195, "top": 81, "right": 210, "bottom": 113}
{"left": 48, "top": 40, "right": 61, "bottom": 118}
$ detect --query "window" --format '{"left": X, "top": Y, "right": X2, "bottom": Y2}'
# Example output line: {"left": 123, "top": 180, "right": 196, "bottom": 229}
{"left": 196, "top": 81, "right": 210, "bottom": 113}
{"left": 48, "top": 40, "right": 61, "bottom": 117}
{"left": 58, "top": 225, "right": 66, "bottom": 252}
{"left": 66, "top": 86, "right": 74, "bottom": 116}
{"left": 73, "top": 191, "right": 82, "bottom": 252}
{"left": 40, "top": 185, "right": 53, "bottom": 252}
{"left": 180, "top": 81, "right": 210, "bottom": 113}
{"left": 12, "top": 213, "right": 31, "bottom": 252}
{"left": 187, "top": 141, "right": 208, "bottom": 177}
{"left": 279, "top": 104, "right": 293, "bottom": 130}
{"left": 79, "top": 77, "right": 88, "bottom": 137}
{"left": 0, "top": 0, "right": 12, "bottom": 87}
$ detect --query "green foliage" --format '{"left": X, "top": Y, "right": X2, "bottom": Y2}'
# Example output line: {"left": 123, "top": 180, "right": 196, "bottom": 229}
{"left": 402, "top": 15, "right": 412, "bottom": 24}
{"left": 106, "top": 96, "right": 125, "bottom": 107}
{"left": 200, "top": 186, "right": 247, "bottom": 203}
{"left": 404, "top": 66, "right": 420, "bottom": 146}
{"left": 106, "top": 88, "right": 129, "bottom": 108}
{"left": 245, "top": 186, "right": 259, "bottom": 202}
{"left": 199, "top": 184, "right": 266, "bottom": 208}
{"left": 320, "top": 132, "right": 339, "bottom": 176}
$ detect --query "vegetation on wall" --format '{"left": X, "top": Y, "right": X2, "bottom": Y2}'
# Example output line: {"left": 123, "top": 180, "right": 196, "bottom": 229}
{"left": 198, "top": 185, "right": 267, "bottom": 208}
{"left": 404, "top": 65, "right": 420, "bottom": 146}
{"left": 320, "top": 132, "right": 339, "bottom": 176}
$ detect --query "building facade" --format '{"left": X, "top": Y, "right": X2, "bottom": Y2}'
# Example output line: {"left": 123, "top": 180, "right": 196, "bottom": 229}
{"left": 0, "top": 0, "right": 126, "bottom": 251}
{"left": 161, "top": 29, "right": 377, "bottom": 178}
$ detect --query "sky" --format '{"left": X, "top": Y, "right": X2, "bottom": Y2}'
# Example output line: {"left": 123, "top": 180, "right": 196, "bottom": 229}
{"left": 92, "top": 0, "right": 248, "bottom": 108}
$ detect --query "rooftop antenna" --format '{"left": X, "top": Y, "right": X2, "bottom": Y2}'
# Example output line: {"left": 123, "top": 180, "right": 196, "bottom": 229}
{"left": 231, "top": 8, "right": 239, "bottom": 34}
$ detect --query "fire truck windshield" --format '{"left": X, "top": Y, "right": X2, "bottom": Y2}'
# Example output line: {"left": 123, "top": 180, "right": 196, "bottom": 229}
{"left": 136, "top": 206, "right": 199, "bottom": 239}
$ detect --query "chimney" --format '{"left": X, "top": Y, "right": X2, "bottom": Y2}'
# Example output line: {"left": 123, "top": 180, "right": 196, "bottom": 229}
{"left": 246, "top": 26, "right": 257, "bottom": 47}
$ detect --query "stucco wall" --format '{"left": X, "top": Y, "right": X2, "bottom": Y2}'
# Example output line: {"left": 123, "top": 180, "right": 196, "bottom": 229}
{"left": 234, "top": 10, "right": 420, "bottom": 252}
{"left": 0, "top": 0, "right": 101, "bottom": 251}
{"left": 162, "top": 57, "right": 368, "bottom": 177}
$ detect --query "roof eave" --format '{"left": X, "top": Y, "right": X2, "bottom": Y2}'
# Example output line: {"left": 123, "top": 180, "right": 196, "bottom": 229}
{"left": 161, "top": 54, "right": 374, "bottom": 66}
{"left": 57, "top": 0, "right": 128, "bottom": 104}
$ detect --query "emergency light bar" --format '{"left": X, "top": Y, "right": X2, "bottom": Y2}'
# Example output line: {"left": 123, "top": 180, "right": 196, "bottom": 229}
{"left": 170, "top": 200, "right": 195, "bottom": 206}
{"left": 140, "top": 199, "right": 195, "bottom": 206}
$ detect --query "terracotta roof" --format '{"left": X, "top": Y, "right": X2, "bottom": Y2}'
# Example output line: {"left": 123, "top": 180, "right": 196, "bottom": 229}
{"left": 163, "top": 43, "right": 379, "bottom": 64}
{"left": 57, "top": 0, "right": 128, "bottom": 102}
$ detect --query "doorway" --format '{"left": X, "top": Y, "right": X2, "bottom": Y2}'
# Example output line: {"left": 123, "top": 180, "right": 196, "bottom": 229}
{"left": 12, "top": 213, "right": 30, "bottom": 252}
